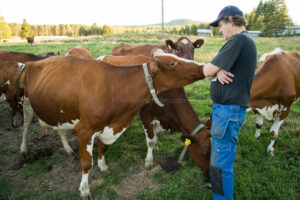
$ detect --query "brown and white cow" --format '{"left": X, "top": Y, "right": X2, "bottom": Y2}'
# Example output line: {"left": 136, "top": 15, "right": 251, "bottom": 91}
{"left": 65, "top": 45, "right": 94, "bottom": 60}
{"left": 19, "top": 50, "right": 206, "bottom": 198}
{"left": 0, "top": 61, "right": 24, "bottom": 127}
{"left": 101, "top": 54, "right": 211, "bottom": 176}
{"left": 0, "top": 50, "right": 55, "bottom": 127}
{"left": 0, "top": 50, "right": 49, "bottom": 63}
{"left": 249, "top": 48, "right": 300, "bottom": 155}
{"left": 111, "top": 36, "right": 204, "bottom": 60}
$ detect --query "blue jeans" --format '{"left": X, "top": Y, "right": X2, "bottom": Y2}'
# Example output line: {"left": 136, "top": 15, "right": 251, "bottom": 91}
{"left": 210, "top": 103, "right": 246, "bottom": 200}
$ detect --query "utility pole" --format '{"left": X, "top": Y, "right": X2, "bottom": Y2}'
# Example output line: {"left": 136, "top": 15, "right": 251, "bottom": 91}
{"left": 161, "top": 0, "right": 165, "bottom": 37}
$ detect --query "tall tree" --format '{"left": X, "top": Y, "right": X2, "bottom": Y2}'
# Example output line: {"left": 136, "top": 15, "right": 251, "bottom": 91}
{"left": 0, "top": 16, "right": 11, "bottom": 39}
{"left": 19, "top": 19, "right": 34, "bottom": 38}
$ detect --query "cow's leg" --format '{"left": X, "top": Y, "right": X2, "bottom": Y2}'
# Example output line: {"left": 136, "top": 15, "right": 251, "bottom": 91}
{"left": 57, "top": 130, "right": 74, "bottom": 156}
{"left": 267, "top": 107, "right": 289, "bottom": 156}
{"left": 144, "top": 120, "right": 164, "bottom": 169}
{"left": 20, "top": 97, "right": 34, "bottom": 155}
{"left": 97, "top": 139, "right": 108, "bottom": 171}
{"left": 255, "top": 113, "right": 264, "bottom": 140}
{"left": 75, "top": 124, "right": 95, "bottom": 200}
{"left": 267, "top": 118, "right": 284, "bottom": 156}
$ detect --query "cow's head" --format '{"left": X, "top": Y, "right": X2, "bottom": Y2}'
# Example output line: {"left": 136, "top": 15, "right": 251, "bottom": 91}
{"left": 165, "top": 37, "right": 204, "bottom": 60}
{"left": 181, "top": 122, "right": 211, "bottom": 177}
{"left": 151, "top": 49, "right": 205, "bottom": 92}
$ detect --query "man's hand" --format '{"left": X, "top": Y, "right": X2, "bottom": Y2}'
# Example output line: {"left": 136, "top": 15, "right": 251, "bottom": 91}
{"left": 216, "top": 69, "right": 234, "bottom": 84}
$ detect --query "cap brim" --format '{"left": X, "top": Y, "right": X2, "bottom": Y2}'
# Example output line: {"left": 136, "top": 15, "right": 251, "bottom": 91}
{"left": 209, "top": 18, "right": 220, "bottom": 27}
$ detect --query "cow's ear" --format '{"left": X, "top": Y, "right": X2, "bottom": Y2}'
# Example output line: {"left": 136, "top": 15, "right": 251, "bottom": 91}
{"left": 181, "top": 135, "right": 197, "bottom": 144}
{"left": 205, "top": 119, "right": 212, "bottom": 130}
{"left": 56, "top": 51, "right": 60, "bottom": 56}
{"left": 165, "top": 39, "right": 175, "bottom": 50}
{"left": 149, "top": 61, "right": 159, "bottom": 74}
{"left": 193, "top": 39, "right": 204, "bottom": 49}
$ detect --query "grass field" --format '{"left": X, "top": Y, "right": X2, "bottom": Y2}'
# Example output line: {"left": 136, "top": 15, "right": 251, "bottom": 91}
{"left": 0, "top": 33, "right": 299, "bottom": 200}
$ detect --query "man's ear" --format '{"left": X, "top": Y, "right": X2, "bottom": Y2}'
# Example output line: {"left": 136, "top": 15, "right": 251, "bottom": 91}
{"left": 165, "top": 39, "right": 175, "bottom": 50}
{"left": 193, "top": 39, "right": 204, "bottom": 49}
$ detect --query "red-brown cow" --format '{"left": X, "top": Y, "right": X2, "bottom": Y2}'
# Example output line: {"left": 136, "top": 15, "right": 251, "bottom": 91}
{"left": 65, "top": 45, "right": 94, "bottom": 60}
{"left": 249, "top": 48, "right": 300, "bottom": 155}
{"left": 19, "top": 50, "right": 206, "bottom": 198}
{"left": 111, "top": 36, "right": 204, "bottom": 60}
{"left": 0, "top": 61, "right": 24, "bottom": 127}
{"left": 105, "top": 38, "right": 211, "bottom": 176}
{"left": 101, "top": 55, "right": 211, "bottom": 176}
{"left": 0, "top": 50, "right": 55, "bottom": 127}
{"left": 26, "top": 36, "right": 34, "bottom": 45}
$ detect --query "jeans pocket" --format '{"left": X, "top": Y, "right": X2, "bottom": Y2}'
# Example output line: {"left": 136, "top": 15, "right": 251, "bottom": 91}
{"left": 211, "top": 112, "right": 229, "bottom": 139}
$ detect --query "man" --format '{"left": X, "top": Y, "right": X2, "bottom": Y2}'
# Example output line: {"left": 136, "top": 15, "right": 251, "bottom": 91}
{"left": 203, "top": 5, "right": 257, "bottom": 200}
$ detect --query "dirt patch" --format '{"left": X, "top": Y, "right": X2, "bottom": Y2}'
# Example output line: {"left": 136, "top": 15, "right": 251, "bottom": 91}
{"left": 0, "top": 101, "right": 161, "bottom": 199}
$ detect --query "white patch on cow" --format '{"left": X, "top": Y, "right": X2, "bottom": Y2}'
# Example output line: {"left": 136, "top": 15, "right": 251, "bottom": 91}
{"left": 60, "top": 109, "right": 64, "bottom": 114}
{"left": 255, "top": 104, "right": 286, "bottom": 121}
{"left": 5, "top": 80, "right": 10, "bottom": 85}
{"left": 267, "top": 140, "right": 275, "bottom": 156}
{"left": 0, "top": 94, "right": 6, "bottom": 102}
{"left": 21, "top": 97, "right": 35, "bottom": 154}
{"left": 259, "top": 48, "right": 288, "bottom": 62}
{"left": 98, "top": 156, "right": 108, "bottom": 171}
{"left": 144, "top": 122, "right": 160, "bottom": 169}
{"left": 79, "top": 173, "right": 91, "bottom": 198}
{"left": 57, "top": 130, "right": 74, "bottom": 155}
{"left": 86, "top": 126, "right": 126, "bottom": 157}
{"left": 65, "top": 52, "right": 69, "bottom": 56}
{"left": 181, "top": 38, "right": 189, "bottom": 45}
{"left": 96, "top": 55, "right": 106, "bottom": 60}
{"left": 153, "top": 49, "right": 206, "bottom": 66}
{"left": 151, "top": 119, "right": 166, "bottom": 134}
{"left": 17, "top": 62, "right": 25, "bottom": 68}
{"left": 254, "top": 114, "right": 264, "bottom": 139}
{"left": 270, "top": 119, "right": 284, "bottom": 138}
{"left": 39, "top": 119, "right": 79, "bottom": 131}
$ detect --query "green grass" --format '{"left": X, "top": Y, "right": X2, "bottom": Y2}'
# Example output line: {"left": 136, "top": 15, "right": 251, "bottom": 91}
{"left": 0, "top": 33, "right": 299, "bottom": 199}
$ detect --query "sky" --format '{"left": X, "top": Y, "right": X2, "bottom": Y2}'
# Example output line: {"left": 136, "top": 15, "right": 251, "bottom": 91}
{"left": 0, "top": 0, "right": 299, "bottom": 26}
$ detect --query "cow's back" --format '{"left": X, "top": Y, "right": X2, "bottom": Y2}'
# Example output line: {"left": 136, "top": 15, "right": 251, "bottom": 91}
{"left": 112, "top": 44, "right": 167, "bottom": 57}
{"left": 0, "top": 50, "right": 46, "bottom": 63}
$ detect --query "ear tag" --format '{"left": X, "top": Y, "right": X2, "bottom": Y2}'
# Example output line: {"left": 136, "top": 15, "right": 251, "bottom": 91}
{"left": 197, "top": 44, "right": 200, "bottom": 48}
{"left": 168, "top": 44, "right": 172, "bottom": 50}
{"left": 183, "top": 138, "right": 191, "bottom": 146}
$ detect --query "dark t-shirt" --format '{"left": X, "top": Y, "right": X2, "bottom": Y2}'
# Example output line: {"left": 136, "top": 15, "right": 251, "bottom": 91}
{"left": 210, "top": 31, "right": 257, "bottom": 107}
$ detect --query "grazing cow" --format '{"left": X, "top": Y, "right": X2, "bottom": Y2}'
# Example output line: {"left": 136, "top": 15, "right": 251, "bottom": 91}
{"left": 0, "top": 50, "right": 53, "bottom": 127}
{"left": 101, "top": 54, "right": 211, "bottom": 176}
{"left": 108, "top": 38, "right": 211, "bottom": 176}
{"left": 65, "top": 46, "right": 94, "bottom": 60}
{"left": 0, "top": 50, "right": 48, "bottom": 63}
{"left": 19, "top": 50, "right": 206, "bottom": 198}
{"left": 26, "top": 37, "right": 34, "bottom": 45}
{"left": 249, "top": 48, "right": 300, "bottom": 155}
{"left": 0, "top": 61, "right": 24, "bottom": 127}
{"left": 111, "top": 36, "right": 204, "bottom": 60}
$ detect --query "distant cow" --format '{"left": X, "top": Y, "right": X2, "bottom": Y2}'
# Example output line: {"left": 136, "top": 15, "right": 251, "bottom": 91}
{"left": 26, "top": 37, "right": 34, "bottom": 45}
{"left": 111, "top": 36, "right": 204, "bottom": 60}
{"left": 249, "top": 48, "right": 300, "bottom": 155}
{"left": 19, "top": 50, "right": 206, "bottom": 198}
{"left": 0, "top": 61, "right": 24, "bottom": 127}
{"left": 65, "top": 45, "right": 94, "bottom": 60}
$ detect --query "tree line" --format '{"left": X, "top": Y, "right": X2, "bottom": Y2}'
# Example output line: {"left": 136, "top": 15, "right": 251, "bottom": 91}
{"left": 0, "top": 0, "right": 296, "bottom": 40}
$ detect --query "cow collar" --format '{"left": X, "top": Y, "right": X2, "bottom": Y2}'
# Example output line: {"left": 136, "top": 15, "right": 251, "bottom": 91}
{"left": 142, "top": 63, "right": 164, "bottom": 107}
{"left": 178, "top": 123, "right": 205, "bottom": 164}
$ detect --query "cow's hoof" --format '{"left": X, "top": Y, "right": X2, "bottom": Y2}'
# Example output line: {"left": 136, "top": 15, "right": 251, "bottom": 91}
{"left": 145, "top": 161, "right": 154, "bottom": 170}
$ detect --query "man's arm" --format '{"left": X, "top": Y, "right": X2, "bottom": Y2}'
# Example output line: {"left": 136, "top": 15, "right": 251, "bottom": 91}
{"left": 203, "top": 63, "right": 234, "bottom": 84}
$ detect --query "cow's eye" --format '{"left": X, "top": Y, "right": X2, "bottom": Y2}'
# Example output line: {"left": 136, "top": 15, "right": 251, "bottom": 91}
{"left": 176, "top": 48, "right": 181, "bottom": 52}
{"left": 171, "top": 62, "right": 175, "bottom": 66}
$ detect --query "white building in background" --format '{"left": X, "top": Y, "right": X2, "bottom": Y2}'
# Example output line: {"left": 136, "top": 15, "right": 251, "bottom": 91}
{"left": 197, "top": 29, "right": 212, "bottom": 37}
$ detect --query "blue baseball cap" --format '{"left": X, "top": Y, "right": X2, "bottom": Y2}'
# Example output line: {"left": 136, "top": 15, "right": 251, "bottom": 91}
{"left": 209, "top": 5, "right": 243, "bottom": 27}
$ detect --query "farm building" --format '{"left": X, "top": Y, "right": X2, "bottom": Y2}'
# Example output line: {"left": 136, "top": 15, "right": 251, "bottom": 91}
{"left": 280, "top": 26, "right": 300, "bottom": 36}
{"left": 197, "top": 29, "right": 212, "bottom": 37}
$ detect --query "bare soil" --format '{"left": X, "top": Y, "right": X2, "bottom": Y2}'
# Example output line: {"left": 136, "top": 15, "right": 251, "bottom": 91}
{"left": 0, "top": 101, "right": 160, "bottom": 199}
